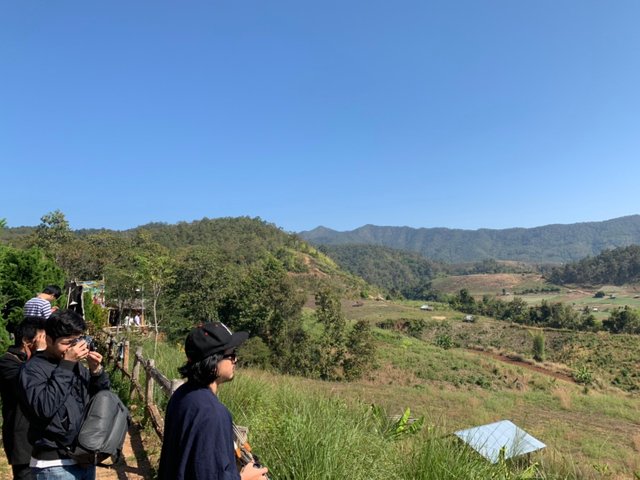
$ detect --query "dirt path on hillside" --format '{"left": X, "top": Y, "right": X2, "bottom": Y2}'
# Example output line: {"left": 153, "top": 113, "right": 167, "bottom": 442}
{"left": 469, "top": 349, "right": 577, "bottom": 384}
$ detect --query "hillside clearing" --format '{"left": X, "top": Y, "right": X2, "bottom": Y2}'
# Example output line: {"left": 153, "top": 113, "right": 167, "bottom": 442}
{"left": 432, "top": 273, "right": 548, "bottom": 295}
{"left": 331, "top": 298, "right": 640, "bottom": 477}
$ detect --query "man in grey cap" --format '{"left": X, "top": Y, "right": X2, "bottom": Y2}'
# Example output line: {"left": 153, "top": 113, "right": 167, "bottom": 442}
{"left": 158, "top": 322, "right": 268, "bottom": 480}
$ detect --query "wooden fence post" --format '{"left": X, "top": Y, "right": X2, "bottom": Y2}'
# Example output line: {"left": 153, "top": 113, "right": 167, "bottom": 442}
{"left": 146, "top": 359, "right": 156, "bottom": 408}
{"left": 107, "top": 335, "right": 114, "bottom": 364}
{"left": 122, "top": 340, "right": 130, "bottom": 374}
{"left": 131, "top": 347, "right": 142, "bottom": 401}
{"left": 132, "top": 347, "right": 142, "bottom": 384}
{"left": 115, "top": 342, "right": 121, "bottom": 369}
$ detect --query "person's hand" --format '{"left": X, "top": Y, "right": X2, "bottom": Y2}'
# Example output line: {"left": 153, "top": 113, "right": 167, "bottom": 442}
{"left": 50, "top": 306, "right": 59, "bottom": 313}
{"left": 87, "top": 351, "right": 103, "bottom": 374}
{"left": 63, "top": 340, "right": 89, "bottom": 362}
{"left": 240, "top": 461, "right": 268, "bottom": 480}
{"left": 34, "top": 330, "right": 47, "bottom": 351}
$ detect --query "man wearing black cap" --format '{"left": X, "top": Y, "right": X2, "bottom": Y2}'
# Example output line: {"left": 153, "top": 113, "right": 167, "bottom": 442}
{"left": 158, "top": 322, "right": 268, "bottom": 480}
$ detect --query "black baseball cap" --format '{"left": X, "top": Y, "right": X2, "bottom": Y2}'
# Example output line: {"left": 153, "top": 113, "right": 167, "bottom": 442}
{"left": 185, "top": 322, "right": 248, "bottom": 362}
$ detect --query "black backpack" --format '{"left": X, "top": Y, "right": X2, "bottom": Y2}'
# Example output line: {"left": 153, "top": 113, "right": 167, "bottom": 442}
{"left": 69, "top": 389, "right": 131, "bottom": 466}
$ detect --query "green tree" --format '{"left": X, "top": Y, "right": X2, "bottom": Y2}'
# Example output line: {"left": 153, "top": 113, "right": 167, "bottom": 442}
{"left": 133, "top": 234, "right": 176, "bottom": 340}
{"left": 103, "top": 262, "right": 138, "bottom": 322}
{"left": 56, "top": 232, "right": 131, "bottom": 280}
{"left": 33, "top": 210, "right": 72, "bottom": 264}
{"left": 451, "top": 289, "right": 477, "bottom": 314}
{"left": 315, "top": 287, "right": 347, "bottom": 380}
{"left": 603, "top": 306, "right": 640, "bottom": 334}
{"left": 0, "top": 245, "right": 64, "bottom": 333}
{"left": 504, "top": 297, "right": 529, "bottom": 323}
{"left": 172, "top": 246, "right": 239, "bottom": 326}
{"left": 231, "top": 255, "right": 305, "bottom": 349}
{"left": 343, "top": 320, "right": 375, "bottom": 380}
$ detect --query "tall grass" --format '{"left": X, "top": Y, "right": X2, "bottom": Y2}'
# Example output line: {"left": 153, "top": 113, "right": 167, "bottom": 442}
{"left": 118, "top": 335, "right": 584, "bottom": 479}
{"left": 221, "top": 372, "right": 573, "bottom": 480}
{"left": 107, "top": 331, "right": 637, "bottom": 480}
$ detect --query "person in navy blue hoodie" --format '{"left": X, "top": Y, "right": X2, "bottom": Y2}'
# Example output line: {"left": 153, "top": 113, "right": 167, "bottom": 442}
{"left": 158, "top": 322, "right": 268, "bottom": 480}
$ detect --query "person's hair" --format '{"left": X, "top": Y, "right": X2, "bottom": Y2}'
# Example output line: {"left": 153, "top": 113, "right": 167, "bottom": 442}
{"left": 178, "top": 353, "right": 224, "bottom": 387}
{"left": 45, "top": 309, "right": 85, "bottom": 340}
{"left": 13, "top": 316, "right": 47, "bottom": 347}
{"left": 43, "top": 285, "right": 62, "bottom": 299}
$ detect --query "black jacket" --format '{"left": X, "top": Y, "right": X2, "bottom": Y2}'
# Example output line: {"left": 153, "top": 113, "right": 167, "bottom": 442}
{"left": 18, "top": 351, "right": 110, "bottom": 459}
{"left": 0, "top": 347, "right": 31, "bottom": 465}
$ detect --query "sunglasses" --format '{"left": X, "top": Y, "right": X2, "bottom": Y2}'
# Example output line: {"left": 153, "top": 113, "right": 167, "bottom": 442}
{"left": 222, "top": 351, "right": 238, "bottom": 362}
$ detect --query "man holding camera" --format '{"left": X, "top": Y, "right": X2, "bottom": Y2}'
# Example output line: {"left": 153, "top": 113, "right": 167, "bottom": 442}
{"left": 19, "top": 309, "right": 109, "bottom": 480}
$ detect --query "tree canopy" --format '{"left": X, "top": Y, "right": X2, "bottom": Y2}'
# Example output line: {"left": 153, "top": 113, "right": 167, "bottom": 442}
{"left": 548, "top": 245, "right": 640, "bottom": 285}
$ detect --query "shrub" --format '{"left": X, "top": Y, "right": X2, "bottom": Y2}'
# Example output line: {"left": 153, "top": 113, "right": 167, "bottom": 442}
{"left": 376, "top": 319, "right": 397, "bottom": 330}
{"left": 240, "top": 336, "right": 272, "bottom": 369}
{"left": 83, "top": 292, "right": 109, "bottom": 331}
{"left": 407, "top": 318, "right": 427, "bottom": 338}
{"left": 435, "top": 333, "right": 453, "bottom": 350}
{"left": 573, "top": 366, "right": 593, "bottom": 385}
{"left": 371, "top": 406, "right": 424, "bottom": 441}
{"left": 532, "top": 333, "right": 545, "bottom": 362}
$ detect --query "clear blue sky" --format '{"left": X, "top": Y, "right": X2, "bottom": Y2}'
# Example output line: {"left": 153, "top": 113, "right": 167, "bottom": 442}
{"left": 1, "top": 1, "right": 639, "bottom": 233}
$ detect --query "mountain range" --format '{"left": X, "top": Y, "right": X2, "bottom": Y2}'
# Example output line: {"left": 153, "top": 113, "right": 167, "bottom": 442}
{"left": 299, "top": 215, "right": 640, "bottom": 264}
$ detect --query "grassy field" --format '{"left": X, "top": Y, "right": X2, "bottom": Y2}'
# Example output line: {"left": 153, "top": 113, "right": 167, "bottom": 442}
{"left": 342, "top": 298, "right": 640, "bottom": 392}
{"left": 337, "top": 299, "right": 640, "bottom": 478}
{"left": 112, "top": 297, "right": 640, "bottom": 479}
{"left": 6, "top": 292, "right": 635, "bottom": 479}
{"left": 431, "top": 273, "right": 640, "bottom": 323}
{"left": 431, "top": 273, "right": 551, "bottom": 296}
{"left": 112, "top": 336, "right": 574, "bottom": 479}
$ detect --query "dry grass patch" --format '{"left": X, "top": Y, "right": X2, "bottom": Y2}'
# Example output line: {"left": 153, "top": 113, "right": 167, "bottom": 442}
{"left": 553, "top": 386, "right": 573, "bottom": 410}
{"left": 364, "top": 362, "right": 422, "bottom": 387}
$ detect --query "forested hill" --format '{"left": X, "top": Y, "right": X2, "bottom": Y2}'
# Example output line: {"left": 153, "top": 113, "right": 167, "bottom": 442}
{"left": 128, "top": 217, "right": 300, "bottom": 259}
{"left": 2, "top": 217, "right": 302, "bottom": 264}
{"left": 300, "top": 215, "right": 640, "bottom": 264}
{"left": 319, "top": 244, "right": 444, "bottom": 299}
{"left": 1, "top": 216, "right": 369, "bottom": 295}
{"left": 548, "top": 245, "right": 640, "bottom": 285}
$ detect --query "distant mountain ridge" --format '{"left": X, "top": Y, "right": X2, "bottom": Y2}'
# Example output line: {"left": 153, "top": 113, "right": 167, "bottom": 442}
{"left": 299, "top": 215, "right": 640, "bottom": 264}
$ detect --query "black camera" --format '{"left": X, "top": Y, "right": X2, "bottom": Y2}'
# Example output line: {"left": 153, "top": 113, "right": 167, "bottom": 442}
{"left": 83, "top": 335, "right": 96, "bottom": 351}
{"left": 72, "top": 335, "right": 96, "bottom": 351}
